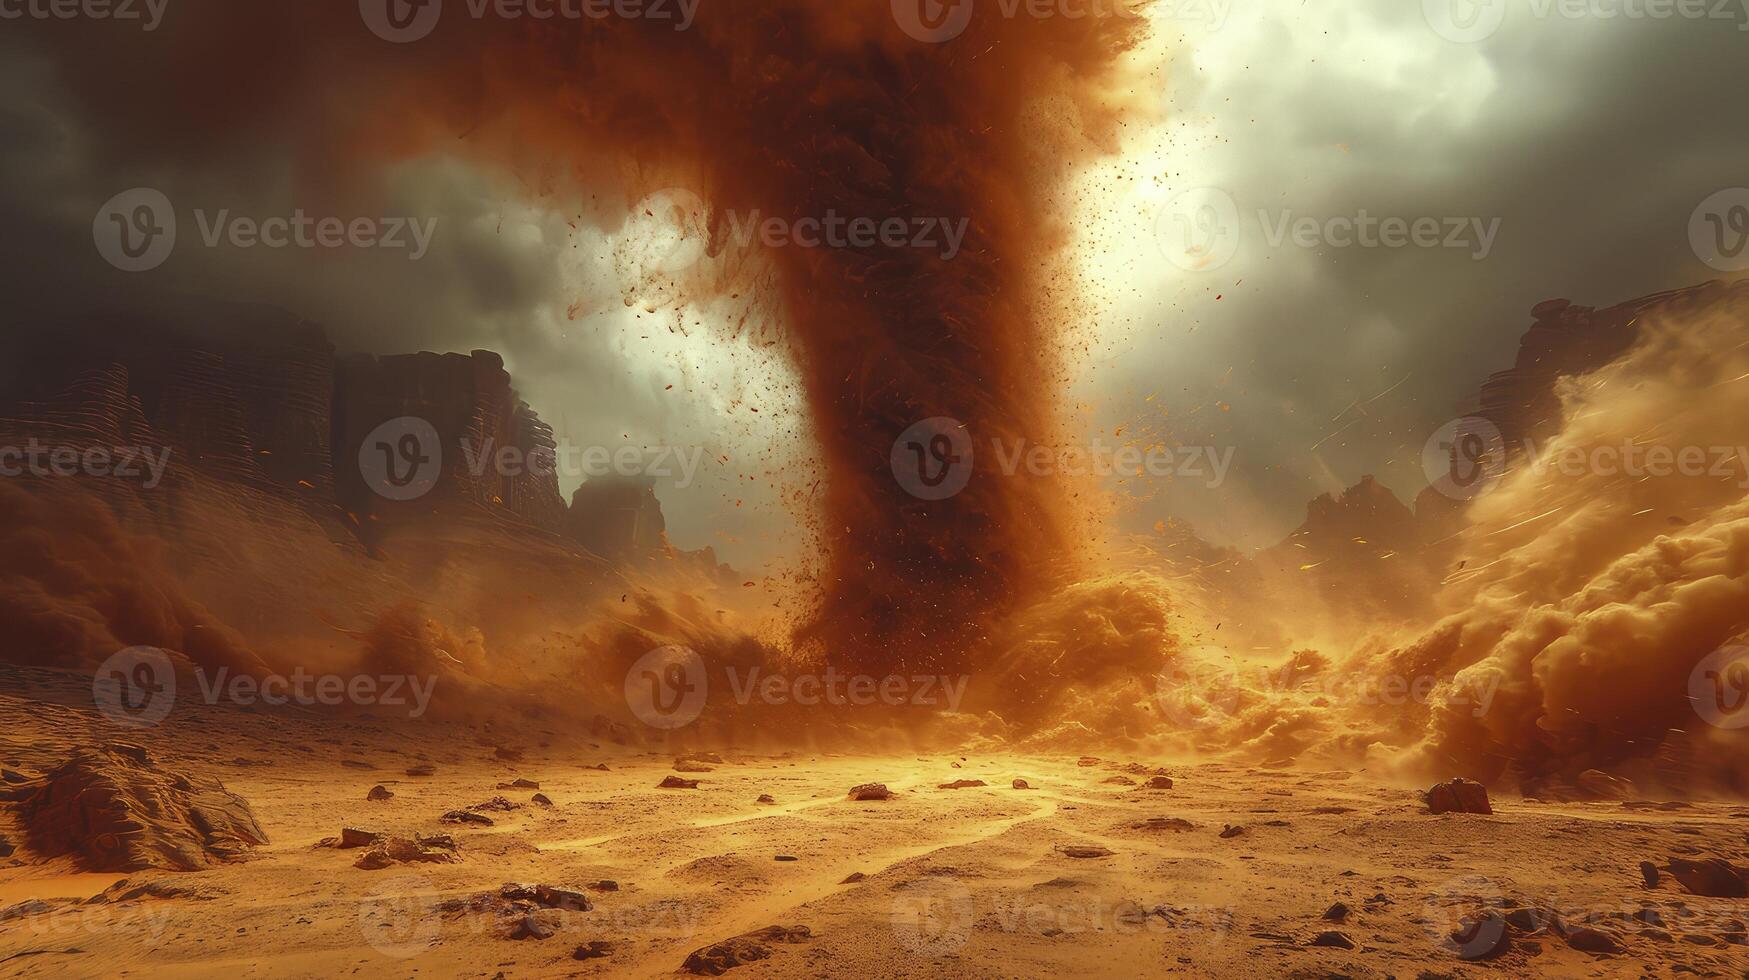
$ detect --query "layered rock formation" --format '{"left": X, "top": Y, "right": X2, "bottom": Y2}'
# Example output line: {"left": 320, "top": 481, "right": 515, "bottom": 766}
{"left": 0, "top": 303, "right": 724, "bottom": 677}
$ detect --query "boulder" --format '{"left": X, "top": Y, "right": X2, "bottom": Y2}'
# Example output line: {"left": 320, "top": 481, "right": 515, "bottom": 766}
{"left": 19, "top": 747, "right": 266, "bottom": 871}
{"left": 1424, "top": 778, "right": 1492, "bottom": 815}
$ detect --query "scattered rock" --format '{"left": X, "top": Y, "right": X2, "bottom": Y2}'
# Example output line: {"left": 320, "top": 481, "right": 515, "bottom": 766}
{"left": 1012, "top": 779, "right": 1031, "bottom": 790}
{"left": 508, "top": 911, "right": 557, "bottom": 940}
{"left": 336, "top": 828, "right": 381, "bottom": 849}
{"left": 405, "top": 764, "right": 436, "bottom": 777}
{"left": 937, "top": 780, "right": 986, "bottom": 790}
{"left": 1133, "top": 817, "right": 1196, "bottom": 832}
{"left": 497, "top": 778, "right": 540, "bottom": 790}
{"left": 1565, "top": 926, "right": 1625, "bottom": 953}
{"left": 1308, "top": 930, "right": 1355, "bottom": 949}
{"left": 500, "top": 883, "right": 592, "bottom": 911}
{"left": 354, "top": 834, "right": 458, "bottom": 870}
{"left": 590, "top": 880, "right": 619, "bottom": 892}
{"left": 441, "top": 810, "right": 494, "bottom": 826}
{"left": 1102, "top": 775, "right": 1137, "bottom": 786}
{"left": 674, "top": 761, "right": 715, "bottom": 773}
{"left": 847, "top": 783, "right": 892, "bottom": 801}
{"left": 573, "top": 941, "right": 612, "bottom": 960}
{"left": 367, "top": 785, "right": 394, "bottom": 802}
{"left": 682, "top": 925, "right": 812, "bottom": 975}
{"left": 1639, "top": 861, "right": 1660, "bottom": 888}
{"left": 1448, "top": 910, "right": 1512, "bottom": 961}
{"left": 1142, "top": 775, "right": 1174, "bottom": 790}
{"left": 1219, "top": 825, "right": 1245, "bottom": 839}
{"left": 840, "top": 873, "right": 866, "bottom": 884}
{"left": 1666, "top": 858, "right": 1749, "bottom": 898}
{"left": 18, "top": 746, "right": 267, "bottom": 871}
{"left": 774, "top": 855, "right": 799, "bottom": 862}
{"left": 1322, "top": 902, "right": 1348, "bottom": 922}
{"left": 1058, "top": 844, "right": 1115, "bottom": 859}
{"left": 660, "top": 776, "right": 701, "bottom": 790}
{"left": 755, "top": 794, "right": 776, "bottom": 804}
{"left": 1423, "top": 778, "right": 1492, "bottom": 815}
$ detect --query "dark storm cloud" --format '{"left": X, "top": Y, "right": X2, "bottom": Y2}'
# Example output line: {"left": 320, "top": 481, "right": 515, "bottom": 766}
{"left": 1118, "top": 3, "right": 1749, "bottom": 548}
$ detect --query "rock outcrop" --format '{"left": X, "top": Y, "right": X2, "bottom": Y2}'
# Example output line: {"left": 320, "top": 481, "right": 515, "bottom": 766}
{"left": 17, "top": 744, "right": 267, "bottom": 871}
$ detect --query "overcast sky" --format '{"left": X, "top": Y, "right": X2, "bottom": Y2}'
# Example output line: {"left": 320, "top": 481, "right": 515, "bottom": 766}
{"left": 2, "top": 1, "right": 1745, "bottom": 567}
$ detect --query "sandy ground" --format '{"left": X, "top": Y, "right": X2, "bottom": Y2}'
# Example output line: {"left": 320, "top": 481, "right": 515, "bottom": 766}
{"left": 0, "top": 666, "right": 1746, "bottom": 979}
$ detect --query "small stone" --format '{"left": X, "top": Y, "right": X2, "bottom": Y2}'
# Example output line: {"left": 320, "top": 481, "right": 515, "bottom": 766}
{"left": 531, "top": 793, "right": 553, "bottom": 806}
{"left": 1058, "top": 845, "right": 1114, "bottom": 859}
{"left": 573, "top": 941, "right": 612, "bottom": 960}
{"left": 755, "top": 794, "right": 776, "bottom": 804}
{"left": 1322, "top": 902, "right": 1348, "bottom": 922}
{"left": 937, "top": 780, "right": 986, "bottom": 790}
{"left": 847, "top": 783, "right": 892, "bottom": 801}
{"left": 1639, "top": 861, "right": 1660, "bottom": 888}
{"left": 1308, "top": 930, "right": 1354, "bottom": 949}
{"left": 1565, "top": 927, "right": 1625, "bottom": 953}
{"left": 774, "top": 855, "right": 799, "bottom": 862}
{"left": 1012, "top": 779, "right": 1031, "bottom": 790}
{"left": 440, "top": 810, "right": 493, "bottom": 826}
{"left": 508, "top": 913, "right": 555, "bottom": 941}
{"left": 1219, "top": 825, "right": 1245, "bottom": 839}
{"left": 840, "top": 873, "right": 866, "bottom": 884}
{"left": 659, "top": 776, "right": 701, "bottom": 789}
{"left": 366, "top": 785, "right": 394, "bottom": 801}
{"left": 1143, "top": 775, "right": 1174, "bottom": 790}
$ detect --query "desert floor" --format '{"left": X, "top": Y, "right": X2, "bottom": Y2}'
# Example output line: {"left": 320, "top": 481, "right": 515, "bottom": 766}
{"left": 0, "top": 666, "right": 1746, "bottom": 979}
